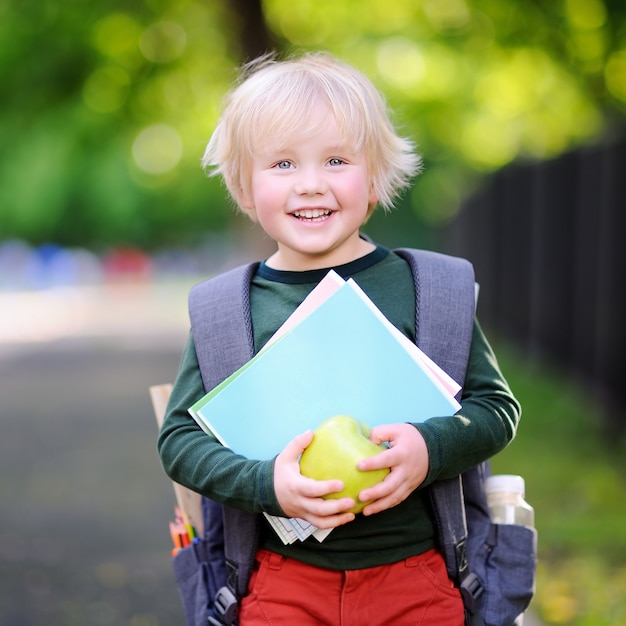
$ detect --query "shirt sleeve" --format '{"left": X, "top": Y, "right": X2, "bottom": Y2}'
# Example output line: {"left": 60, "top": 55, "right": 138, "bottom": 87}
{"left": 157, "top": 333, "right": 284, "bottom": 516}
{"left": 415, "top": 318, "right": 521, "bottom": 486}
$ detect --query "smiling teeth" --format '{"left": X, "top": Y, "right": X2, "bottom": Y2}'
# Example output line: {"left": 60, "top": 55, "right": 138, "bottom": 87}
{"left": 293, "top": 209, "right": 331, "bottom": 219}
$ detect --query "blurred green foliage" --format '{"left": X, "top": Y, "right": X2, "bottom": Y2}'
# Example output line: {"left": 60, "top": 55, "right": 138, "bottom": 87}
{"left": 493, "top": 345, "right": 626, "bottom": 625}
{"left": 0, "top": 0, "right": 625, "bottom": 250}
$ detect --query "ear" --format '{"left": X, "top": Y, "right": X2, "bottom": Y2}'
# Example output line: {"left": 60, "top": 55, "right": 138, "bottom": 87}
{"left": 368, "top": 180, "right": 378, "bottom": 206}
{"left": 232, "top": 185, "right": 258, "bottom": 221}
{"left": 240, "top": 205, "right": 258, "bottom": 222}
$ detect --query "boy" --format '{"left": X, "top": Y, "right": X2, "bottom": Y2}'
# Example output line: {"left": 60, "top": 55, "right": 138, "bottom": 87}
{"left": 158, "top": 52, "right": 520, "bottom": 625}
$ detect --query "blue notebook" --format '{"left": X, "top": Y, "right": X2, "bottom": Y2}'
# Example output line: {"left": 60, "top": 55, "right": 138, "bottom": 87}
{"left": 189, "top": 275, "right": 460, "bottom": 460}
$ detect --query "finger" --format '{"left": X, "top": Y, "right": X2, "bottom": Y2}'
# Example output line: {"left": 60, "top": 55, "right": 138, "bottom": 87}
{"left": 311, "top": 495, "right": 357, "bottom": 516}
{"left": 360, "top": 499, "right": 390, "bottom": 517}
{"left": 357, "top": 446, "right": 394, "bottom": 472}
{"left": 360, "top": 489, "right": 407, "bottom": 517}
{"left": 358, "top": 473, "right": 397, "bottom": 504}
{"left": 291, "top": 494, "right": 357, "bottom": 529}
{"left": 299, "top": 476, "right": 346, "bottom": 499}
{"left": 359, "top": 470, "right": 419, "bottom": 516}
{"left": 368, "top": 425, "right": 396, "bottom": 446}
{"left": 308, "top": 511, "right": 356, "bottom": 530}
{"left": 304, "top": 497, "right": 358, "bottom": 527}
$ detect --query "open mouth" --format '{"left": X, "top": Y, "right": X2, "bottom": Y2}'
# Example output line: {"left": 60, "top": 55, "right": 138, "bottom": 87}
{"left": 291, "top": 208, "right": 333, "bottom": 222}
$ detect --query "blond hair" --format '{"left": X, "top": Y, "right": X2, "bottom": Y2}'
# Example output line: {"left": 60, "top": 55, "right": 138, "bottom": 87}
{"left": 202, "top": 52, "right": 422, "bottom": 213}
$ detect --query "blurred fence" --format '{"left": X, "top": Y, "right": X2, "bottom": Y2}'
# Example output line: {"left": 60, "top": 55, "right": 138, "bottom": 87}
{"left": 444, "top": 130, "right": 626, "bottom": 434}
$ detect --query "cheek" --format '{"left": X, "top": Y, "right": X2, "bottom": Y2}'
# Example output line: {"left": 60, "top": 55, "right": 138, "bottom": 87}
{"left": 250, "top": 175, "right": 284, "bottom": 210}
{"left": 343, "top": 173, "right": 375, "bottom": 205}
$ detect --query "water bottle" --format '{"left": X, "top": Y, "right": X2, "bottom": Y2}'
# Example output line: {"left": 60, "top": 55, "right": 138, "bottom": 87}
{"left": 485, "top": 474, "right": 534, "bottom": 528}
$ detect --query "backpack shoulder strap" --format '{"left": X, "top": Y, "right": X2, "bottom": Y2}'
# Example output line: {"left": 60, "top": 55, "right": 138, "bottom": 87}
{"left": 189, "top": 262, "right": 258, "bottom": 391}
{"left": 395, "top": 248, "right": 485, "bottom": 621}
{"left": 394, "top": 248, "right": 475, "bottom": 388}
{"left": 188, "top": 261, "right": 262, "bottom": 603}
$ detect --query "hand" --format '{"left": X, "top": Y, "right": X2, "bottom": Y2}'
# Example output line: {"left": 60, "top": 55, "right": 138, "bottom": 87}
{"left": 273, "top": 431, "right": 356, "bottom": 529}
{"left": 356, "top": 423, "right": 429, "bottom": 516}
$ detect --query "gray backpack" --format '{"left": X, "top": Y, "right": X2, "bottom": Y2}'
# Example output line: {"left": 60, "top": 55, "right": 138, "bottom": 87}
{"left": 172, "top": 248, "right": 536, "bottom": 626}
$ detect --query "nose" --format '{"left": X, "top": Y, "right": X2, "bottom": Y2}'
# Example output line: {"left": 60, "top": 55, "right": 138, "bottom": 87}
{"left": 294, "top": 165, "right": 328, "bottom": 196}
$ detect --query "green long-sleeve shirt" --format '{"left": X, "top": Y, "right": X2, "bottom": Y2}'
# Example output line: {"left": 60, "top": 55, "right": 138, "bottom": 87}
{"left": 158, "top": 246, "right": 520, "bottom": 570}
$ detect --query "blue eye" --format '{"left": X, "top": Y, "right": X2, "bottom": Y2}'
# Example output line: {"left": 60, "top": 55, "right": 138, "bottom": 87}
{"left": 329, "top": 158, "right": 345, "bottom": 166}
{"left": 275, "top": 161, "right": 292, "bottom": 169}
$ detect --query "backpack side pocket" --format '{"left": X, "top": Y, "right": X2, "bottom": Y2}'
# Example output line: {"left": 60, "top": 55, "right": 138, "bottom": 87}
{"left": 172, "top": 539, "right": 229, "bottom": 626}
{"left": 476, "top": 524, "right": 537, "bottom": 626}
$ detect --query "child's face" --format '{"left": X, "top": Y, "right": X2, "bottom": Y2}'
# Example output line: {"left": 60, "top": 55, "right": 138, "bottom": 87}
{"left": 241, "top": 102, "right": 378, "bottom": 271}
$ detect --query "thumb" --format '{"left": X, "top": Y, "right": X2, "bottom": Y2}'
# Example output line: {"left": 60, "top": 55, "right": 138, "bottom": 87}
{"left": 281, "top": 430, "right": 314, "bottom": 461}
{"left": 368, "top": 425, "right": 393, "bottom": 446}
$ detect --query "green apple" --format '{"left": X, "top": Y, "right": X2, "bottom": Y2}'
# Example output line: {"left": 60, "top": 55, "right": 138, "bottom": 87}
{"left": 299, "top": 415, "right": 390, "bottom": 514}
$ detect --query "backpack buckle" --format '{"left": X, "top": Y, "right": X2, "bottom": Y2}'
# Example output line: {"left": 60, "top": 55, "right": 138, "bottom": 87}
{"left": 210, "top": 586, "right": 238, "bottom": 625}
{"left": 460, "top": 572, "right": 484, "bottom": 613}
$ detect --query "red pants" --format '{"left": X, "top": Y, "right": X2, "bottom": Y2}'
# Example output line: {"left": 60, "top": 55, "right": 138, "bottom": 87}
{"left": 239, "top": 548, "right": 465, "bottom": 625}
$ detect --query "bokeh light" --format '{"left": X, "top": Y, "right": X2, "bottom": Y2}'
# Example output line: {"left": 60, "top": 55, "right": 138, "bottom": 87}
{"left": 132, "top": 124, "right": 183, "bottom": 175}
{"left": 139, "top": 21, "right": 187, "bottom": 64}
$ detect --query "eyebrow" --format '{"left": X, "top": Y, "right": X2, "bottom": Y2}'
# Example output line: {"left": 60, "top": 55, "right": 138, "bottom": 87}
{"left": 259, "top": 141, "right": 359, "bottom": 157}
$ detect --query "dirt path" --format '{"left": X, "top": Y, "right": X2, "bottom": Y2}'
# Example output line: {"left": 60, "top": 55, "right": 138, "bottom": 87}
{"left": 0, "top": 284, "right": 191, "bottom": 625}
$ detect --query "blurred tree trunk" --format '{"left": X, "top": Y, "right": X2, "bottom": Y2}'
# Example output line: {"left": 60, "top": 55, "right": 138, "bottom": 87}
{"left": 219, "top": 0, "right": 281, "bottom": 263}
{"left": 228, "top": 0, "right": 279, "bottom": 60}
